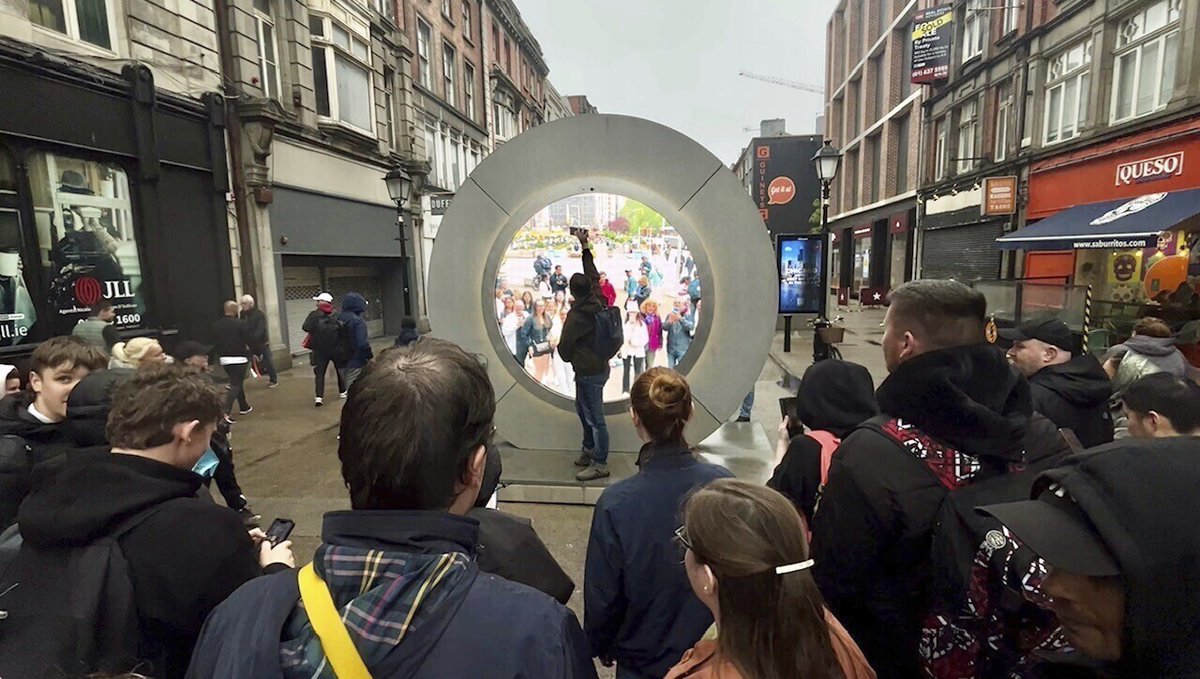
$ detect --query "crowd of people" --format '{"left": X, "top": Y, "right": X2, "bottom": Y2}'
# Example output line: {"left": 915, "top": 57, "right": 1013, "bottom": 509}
{"left": 0, "top": 265, "right": 1197, "bottom": 679}
{"left": 496, "top": 236, "right": 701, "bottom": 402}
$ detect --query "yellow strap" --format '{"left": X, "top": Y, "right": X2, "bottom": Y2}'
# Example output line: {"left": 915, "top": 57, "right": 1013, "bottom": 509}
{"left": 298, "top": 563, "right": 373, "bottom": 679}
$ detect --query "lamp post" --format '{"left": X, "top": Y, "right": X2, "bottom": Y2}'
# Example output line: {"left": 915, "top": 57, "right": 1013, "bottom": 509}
{"left": 384, "top": 165, "right": 414, "bottom": 316}
{"left": 810, "top": 139, "right": 842, "bottom": 362}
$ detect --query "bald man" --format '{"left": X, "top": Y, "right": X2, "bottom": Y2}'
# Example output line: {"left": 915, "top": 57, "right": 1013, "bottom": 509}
{"left": 213, "top": 300, "right": 253, "bottom": 418}
{"left": 239, "top": 294, "right": 277, "bottom": 387}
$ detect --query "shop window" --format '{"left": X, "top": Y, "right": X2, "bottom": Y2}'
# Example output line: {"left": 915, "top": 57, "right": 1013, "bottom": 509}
{"left": 443, "top": 42, "right": 457, "bottom": 106}
{"left": 26, "top": 152, "right": 148, "bottom": 342}
{"left": 253, "top": 0, "right": 280, "bottom": 100}
{"left": 0, "top": 148, "right": 33, "bottom": 348}
{"left": 416, "top": 19, "right": 432, "bottom": 89}
{"left": 956, "top": 99, "right": 978, "bottom": 173}
{"left": 961, "top": 0, "right": 985, "bottom": 64}
{"left": 1044, "top": 39, "right": 1091, "bottom": 144}
{"left": 310, "top": 11, "right": 374, "bottom": 133}
{"left": 1111, "top": 0, "right": 1181, "bottom": 123}
{"left": 29, "top": 0, "right": 113, "bottom": 51}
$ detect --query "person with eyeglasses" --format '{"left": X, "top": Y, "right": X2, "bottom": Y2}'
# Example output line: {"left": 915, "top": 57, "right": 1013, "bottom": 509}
{"left": 666, "top": 479, "right": 875, "bottom": 679}
{"left": 583, "top": 368, "right": 732, "bottom": 678}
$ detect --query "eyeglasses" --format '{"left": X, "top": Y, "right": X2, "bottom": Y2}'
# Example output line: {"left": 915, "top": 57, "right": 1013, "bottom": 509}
{"left": 673, "top": 525, "right": 692, "bottom": 554}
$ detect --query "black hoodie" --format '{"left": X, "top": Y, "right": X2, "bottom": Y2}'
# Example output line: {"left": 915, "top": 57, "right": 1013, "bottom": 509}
{"left": 0, "top": 391, "right": 71, "bottom": 528}
{"left": 1029, "top": 354, "right": 1114, "bottom": 449}
{"left": 17, "top": 451, "right": 265, "bottom": 678}
{"left": 811, "top": 343, "right": 1033, "bottom": 678}
{"left": 1035, "top": 438, "right": 1200, "bottom": 677}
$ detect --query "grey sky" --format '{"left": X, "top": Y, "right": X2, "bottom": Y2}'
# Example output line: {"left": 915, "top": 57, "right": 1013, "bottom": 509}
{"left": 517, "top": 0, "right": 840, "bottom": 166}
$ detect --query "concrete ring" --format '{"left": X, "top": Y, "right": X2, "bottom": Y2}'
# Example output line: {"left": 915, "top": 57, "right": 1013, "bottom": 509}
{"left": 428, "top": 114, "right": 777, "bottom": 452}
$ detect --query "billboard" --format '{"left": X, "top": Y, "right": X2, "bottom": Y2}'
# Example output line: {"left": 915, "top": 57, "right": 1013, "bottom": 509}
{"left": 982, "top": 176, "right": 1018, "bottom": 216}
{"left": 752, "top": 136, "right": 823, "bottom": 237}
{"left": 911, "top": 5, "right": 953, "bottom": 84}
{"left": 776, "top": 234, "right": 824, "bottom": 314}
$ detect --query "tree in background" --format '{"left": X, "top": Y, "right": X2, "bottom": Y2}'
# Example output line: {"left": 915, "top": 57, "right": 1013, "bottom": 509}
{"left": 606, "top": 216, "right": 630, "bottom": 233}
{"left": 619, "top": 199, "right": 666, "bottom": 237}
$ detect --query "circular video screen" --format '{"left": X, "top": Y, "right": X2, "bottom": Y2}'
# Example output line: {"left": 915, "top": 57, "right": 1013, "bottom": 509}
{"left": 493, "top": 192, "right": 702, "bottom": 402}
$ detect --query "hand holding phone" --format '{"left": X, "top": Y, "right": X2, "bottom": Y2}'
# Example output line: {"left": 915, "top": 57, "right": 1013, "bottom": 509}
{"left": 265, "top": 518, "right": 295, "bottom": 547}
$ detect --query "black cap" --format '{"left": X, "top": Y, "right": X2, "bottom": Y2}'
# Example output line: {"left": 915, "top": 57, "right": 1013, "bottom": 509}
{"left": 979, "top": 483, "right": 1120, "bottom": 577}
{"left": 999, "top": 317, "right": 1074, "bottom": 352}
{"left": 172, "top": 340, "right": 213, "bottom": 361}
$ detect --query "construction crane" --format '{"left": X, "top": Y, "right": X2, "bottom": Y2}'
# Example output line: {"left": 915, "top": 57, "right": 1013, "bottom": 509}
{"left": 738, "top": 70, "right": 824, "bottom": 95}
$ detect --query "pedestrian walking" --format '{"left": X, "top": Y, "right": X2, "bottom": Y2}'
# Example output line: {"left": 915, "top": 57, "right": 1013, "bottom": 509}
{"left": 599, "top": 272, "right": 618, "bottom": 307}
{"left": 338, "top": 292, "right": 373, "bottom": 390}
{"left": 584, "top": 368, "right": 733, "bottom": 677}
{"left": 301, "top": 292, "right": 346, "bottom": 406}
{"left": 666, "top": 479, "right": 876, "bottom": 679}
{"left": 212, "top": 300, "right": 253, "bottom": 419}
{"left": 239, "top": 294, "right": 277, "bottom": 387}
{"left": 394, "top": 316, "right": 421, "bottom": 347}
{"left": 624, "top": 270, "right": 639, "bottom": 302}
{"left": 558, "top": 229, "right": 615, "bottom": 481}
{"left": 71, "top": 299, "right": 118, "bottom": 352}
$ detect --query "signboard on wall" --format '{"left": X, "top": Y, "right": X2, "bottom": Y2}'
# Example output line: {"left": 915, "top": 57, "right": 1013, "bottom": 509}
{"left": 429, "top": 193, "right": 454, "bottom": 215}
{"left": 982, "top": 176, "right": 1018, "bottom": 216}
{"left": 775, "top": 234, "right": 824, "bottom": 314}
{"left": 753, "top": 136, "right": 823, "bottom": 237}
{"left": 911, "top": 5, "right": 953, "bottom": 84}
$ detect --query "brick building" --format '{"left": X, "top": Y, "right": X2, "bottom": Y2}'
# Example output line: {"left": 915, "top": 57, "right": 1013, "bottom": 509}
{"left": 823, "top": 0, "right": 922, "bottom": 300}
{"left": 482, "top": 0, "right": 548, "bottom": 148}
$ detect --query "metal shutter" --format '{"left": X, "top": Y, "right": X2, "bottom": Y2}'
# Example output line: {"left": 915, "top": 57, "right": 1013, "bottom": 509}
{"left": 283, "top": 266, "right": 321, "bottom": 355}
{"left": 920, "top": 223, "right": 1003, "bottom": 281}
{"left": 326, "top": 267, "right": 385, "bottom": 338}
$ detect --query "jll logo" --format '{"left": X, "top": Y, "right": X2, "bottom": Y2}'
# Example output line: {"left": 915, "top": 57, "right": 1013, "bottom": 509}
{"left": 1116, "top": 151, "right": 1184, "bottom": 186}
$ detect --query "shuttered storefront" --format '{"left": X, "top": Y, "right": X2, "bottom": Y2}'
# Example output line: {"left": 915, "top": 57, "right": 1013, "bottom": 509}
{"left": 920, "top": 222, "right": 1004, "bottom": 281}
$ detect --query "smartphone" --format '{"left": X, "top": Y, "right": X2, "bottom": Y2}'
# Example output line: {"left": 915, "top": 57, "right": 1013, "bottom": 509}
{"left": 569, "top": 226, "right": 588, "bottom": 239}
{"left": 264, "top": 518, "right": 295, "bottom": 547}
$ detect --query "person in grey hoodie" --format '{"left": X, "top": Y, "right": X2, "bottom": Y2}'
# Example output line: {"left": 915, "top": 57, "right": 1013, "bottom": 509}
{"left": 1103, "top": 317, "right": 1188, "bottom": 394}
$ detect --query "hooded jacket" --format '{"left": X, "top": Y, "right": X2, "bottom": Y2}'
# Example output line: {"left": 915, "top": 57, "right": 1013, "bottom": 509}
{"left": 338, "top": 293, "right": 374, "bottom": 369}
{"left": 239, "top": 306, "right": 270, "bottom": 350}
{"left": 1028, "top": 355, "right": 1113, "bottom": 449}
{"left": 1106, "top": 335, "right": 1189, "bottom": 394}
{"left": 811, "top": 343, "right": 1033, "bottom": 678}
{"left": 769, "top": 360, "right": 879, "bottom": 522}
{"left": 186, "top": 511, "right": 596, "bottom": 679}
{"left": 16, "top": 451, "right": 266, "bottom": 678}
{"left": 1032, "top": 438, "right": 1200, "bottom": 677}
{"left": 0, "top": 391, "right": 71, "bottom": 528}
{"left": 558, "top": 247, "right": 607, "bottom": 377}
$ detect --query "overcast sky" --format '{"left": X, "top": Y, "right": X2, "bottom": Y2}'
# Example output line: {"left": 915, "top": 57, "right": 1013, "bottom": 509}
{"left": 517, "top": 0, "right": 840, "bottom": 166}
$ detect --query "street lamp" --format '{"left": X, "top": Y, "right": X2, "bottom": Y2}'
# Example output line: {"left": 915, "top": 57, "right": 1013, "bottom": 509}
{"left": 384, "top": 165, "right": 414, "bottom": 316}
{"left": 810, "top": 139, "right": 842, "bottom": 362}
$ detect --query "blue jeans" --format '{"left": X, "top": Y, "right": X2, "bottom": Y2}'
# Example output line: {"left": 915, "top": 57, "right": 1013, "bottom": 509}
{"left": 667, "top": 350, "right": 686, "bottom": 369}
{"left": 739, "top": 390, "right": 755, "bottom": 419}
{"left": 575, "top": 369, "right": 609, "bottom": 465}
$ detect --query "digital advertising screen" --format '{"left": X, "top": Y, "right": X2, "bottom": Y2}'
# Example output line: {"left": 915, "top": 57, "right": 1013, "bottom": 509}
{"left": 776, "top": 234, "right": 824, "bottom": 315}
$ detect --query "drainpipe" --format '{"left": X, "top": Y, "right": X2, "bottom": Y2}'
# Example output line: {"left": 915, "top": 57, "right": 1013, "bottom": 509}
{"left": 213, "top": 0, "right": 258, "bottom": 298}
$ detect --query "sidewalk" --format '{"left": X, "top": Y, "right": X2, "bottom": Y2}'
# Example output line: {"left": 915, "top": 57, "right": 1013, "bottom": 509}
{"left": 766, "top": 308, "right": 889, "bottom": 387}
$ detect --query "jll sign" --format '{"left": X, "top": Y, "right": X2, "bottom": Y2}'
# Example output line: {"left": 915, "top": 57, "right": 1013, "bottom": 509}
{"left": 1116, "top": 151, "right": 1185, "bottom": 186}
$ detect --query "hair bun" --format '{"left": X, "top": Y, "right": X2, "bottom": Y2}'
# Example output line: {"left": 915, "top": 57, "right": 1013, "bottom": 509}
{"left": 649, "top": 372, "right": 688, "bottom": 412}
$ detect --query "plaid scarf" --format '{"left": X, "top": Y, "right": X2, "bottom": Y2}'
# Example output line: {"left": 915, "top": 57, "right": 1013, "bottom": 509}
{"left": 280, "top": 542, "right": 473, "bottom": 677}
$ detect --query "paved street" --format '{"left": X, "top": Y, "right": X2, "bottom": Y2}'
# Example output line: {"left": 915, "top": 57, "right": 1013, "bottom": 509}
{"left": 223, "top": 310, "right": 888, "bottom": 676}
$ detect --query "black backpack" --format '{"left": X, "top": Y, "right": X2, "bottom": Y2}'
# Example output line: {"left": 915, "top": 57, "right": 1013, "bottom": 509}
{"left": 592, "top": 305, "right": 623, "bottom": 361}
{"left": 0, "top": 501, "right": 180, "bottom": 678}
{"left": 311, "top": 314, "right": 352, "bottom": 365}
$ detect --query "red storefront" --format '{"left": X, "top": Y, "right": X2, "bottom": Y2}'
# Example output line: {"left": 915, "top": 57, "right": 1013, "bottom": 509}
{"left": 1000, "top": 118, "right": 1200, "bottom": 306}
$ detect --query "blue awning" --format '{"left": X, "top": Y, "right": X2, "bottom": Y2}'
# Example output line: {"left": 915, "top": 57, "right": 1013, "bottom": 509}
{"left": 996, "top": 188, "right": 1200, "bottom": 251}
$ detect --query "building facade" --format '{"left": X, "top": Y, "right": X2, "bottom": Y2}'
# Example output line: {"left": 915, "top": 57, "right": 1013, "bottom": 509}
{"left": 567, "top": 94, "right": 598, "bottom": 115}
{"left": 824, "top": 0, "right": 923, "bottom": 301}
{"left": 543, "top": 79, "right": 572, "bottom": 121}
{"left": 481, "top": 0, "right": 548, "bottom": 149}
{"left": 0, "top": 0, "right": 235, "bottom": 351}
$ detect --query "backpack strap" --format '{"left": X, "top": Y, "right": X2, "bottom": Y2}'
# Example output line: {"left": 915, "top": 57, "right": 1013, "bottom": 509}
{"left": 806, "top": 430, "right": 842, "bottom": 485}
{"left": 298, "top": 563, "right": 373, "bottom": 679}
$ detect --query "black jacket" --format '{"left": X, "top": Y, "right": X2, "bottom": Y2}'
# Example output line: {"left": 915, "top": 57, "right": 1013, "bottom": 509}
{"left": 558, "top": 247, "right": 607, "bottom": 377}
{"left": 585, "top": 443, "right": 733, "bottom": 677}
{"left": 0, "top": 392, "right": 70, "bottom": 528}
{"left": 186, "top": 511, "right": 596, "bottom": 679}
{"left": 770, "top": 360, "right": 879, "bottom": 522}
{"left": 212, "top": 315, "right": 251, "bottom": 359}
{"left": 239, "top": 307, "right": 269, "bottom": 350}
{"left": 550, "top": 272, "right": 569, "bottom": 293}
{"left": 17, "top": 451, "right": 270, "bottom": 678}
{"left": 811, "top": 344, "right": 1033, "bottom": 679}
{"left": 1028, "top": 355, "right": 1113, "bottom": 449}
{"left": 1033, "top": 438, "right": 1200, "bottom": 677}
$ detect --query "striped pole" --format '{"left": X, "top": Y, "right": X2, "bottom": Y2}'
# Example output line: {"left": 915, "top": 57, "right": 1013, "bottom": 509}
{"left": 1083, "top": 285, "right": 1093, "bottom": 353}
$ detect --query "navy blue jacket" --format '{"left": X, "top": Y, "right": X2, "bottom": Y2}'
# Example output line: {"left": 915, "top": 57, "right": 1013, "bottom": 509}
{"left": 338, "top": 293, "right": 374, "bottom": 369}
{"left": 584, "top": 443, "right": 733, "bottom": 678}
{"left": 186, "top": 511, "right": 597, "bottom": 679}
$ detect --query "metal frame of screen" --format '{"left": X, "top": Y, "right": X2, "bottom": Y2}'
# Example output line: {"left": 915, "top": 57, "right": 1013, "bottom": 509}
{"left": 775, "top": 233, "right": 824, "bottom": 314}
